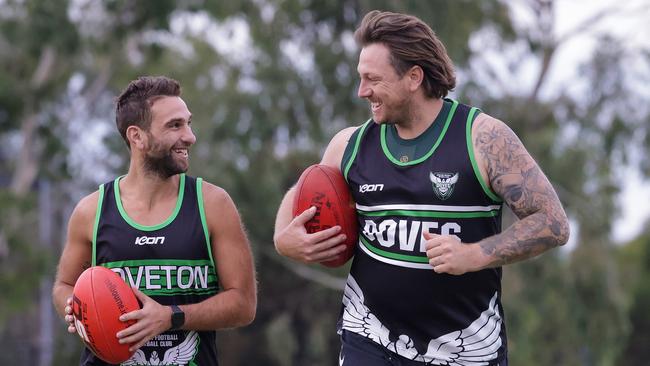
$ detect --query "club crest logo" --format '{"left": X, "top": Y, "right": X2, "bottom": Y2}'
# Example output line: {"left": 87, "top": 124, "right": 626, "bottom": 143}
{"left": 122, "top": 330, "right": 200, "bottom": 365}
{"left": 429, "top": 172, "right": 459, "bottom": 200}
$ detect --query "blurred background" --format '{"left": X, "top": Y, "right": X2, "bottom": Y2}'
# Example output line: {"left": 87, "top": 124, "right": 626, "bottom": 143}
{"left": 1, "top": 0, "right": 649, "bottom": 365}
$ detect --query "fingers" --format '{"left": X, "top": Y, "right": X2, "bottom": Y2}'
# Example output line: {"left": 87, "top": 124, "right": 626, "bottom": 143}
{"left": 117, "top": 323, "right": 152, "bottom": 352}
{"left": 64, "top": 298, "right": 77, "bottom": 333}
{"left": 425, "top": 234, "right": 450, "bottom": 272}
{"left": 131, "top": 287, "right": 146, "bottom": 300}
{"left": 313, "top": 244, "right": 348, "bottom": 263}
{"left": 310, "top": 225, "right": 342, "bottom": 242}
{"left": 114, "top": 288, "right": 146, "bottom": 323}
{"left": 303, "top": 231, "right": 348, "bottom": 262}
{"left": 422, "top": 231, "right": 439, "bottom": 240}
{"left": 292, "top": 208, "right": 343, "bottom": 240}
{"left": 117, "top": 318, "right": 145, "bottom": 339}
{"left": 116, "top": 302, "right": 168, "bottom": 352}
{"left": 66, "top": 312, "right": 77, "bottom": 333}
{"left": 293, "top": 206, "right": 318, "bottom": 225}
{"left": 423, "top": 234, "right": 444, "bottom": 251}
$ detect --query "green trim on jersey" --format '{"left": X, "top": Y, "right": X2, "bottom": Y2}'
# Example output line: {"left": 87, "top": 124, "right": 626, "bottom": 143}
{"left": 465, "top": 108, "right": 502, "bottom": 202}
{"left": 380, "top": 99, "right": 459, "bottom": 166}
{"left": 92, "top": 184, "right": 106, "bottom": 266}
{"left": 101, "top": 258, "right": 219, "bottom": 297}
{"left": 359, "top": 236, "right": 429, "bottom": 264}
{"left": 343, "top": 120, "right": 372, "bottom": 182}
{"left": 114, "top": 173, "right": 186, "bottom": 231}
{"left": 358, "top": 209, "right": 500, "bottom": 219}
{"left": 384, "top": 99, "right": 451, "bottom": 163}
{"left": 196, "top": 178, "right": 215, "bottom": 268}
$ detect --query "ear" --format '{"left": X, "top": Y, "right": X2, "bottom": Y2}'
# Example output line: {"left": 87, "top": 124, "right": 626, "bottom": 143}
{"left": 126, "top": 125, "right": 147, "bottom": 150}
{"left": 406, "top": 65, "right": 424, "bottom": 92}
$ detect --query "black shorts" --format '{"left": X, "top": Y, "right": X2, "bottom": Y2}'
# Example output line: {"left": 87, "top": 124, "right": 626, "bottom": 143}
{"left": 339, "top": 330, "right": 507, "bottom": 366}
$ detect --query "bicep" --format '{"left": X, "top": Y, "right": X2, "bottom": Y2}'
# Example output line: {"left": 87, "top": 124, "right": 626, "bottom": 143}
{"left": 473, "top": 117, "right": 559, "bottom": 218}
{"left": 321, "top": 127, "right": 357, "bottom": 170}
{"left": 55, "top": 198, "right": 95, "bottom": 286}
{"left": 206, "top": 187, "right": 255, "bottom": 292}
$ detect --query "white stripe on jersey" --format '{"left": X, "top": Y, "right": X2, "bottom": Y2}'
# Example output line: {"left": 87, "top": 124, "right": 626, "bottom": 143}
{"left": 356, "top": 203, "right": 501, "bottom": 212}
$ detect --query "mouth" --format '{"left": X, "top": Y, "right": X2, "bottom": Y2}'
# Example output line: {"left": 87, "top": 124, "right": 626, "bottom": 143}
{"left": 370, "top": 101, "right": 382, "bottom": 113}
{"left": 172, "top": 147, "right": 189, "bottom": 159}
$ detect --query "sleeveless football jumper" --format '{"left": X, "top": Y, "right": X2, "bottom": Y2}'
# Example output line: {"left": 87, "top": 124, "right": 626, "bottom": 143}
{"left": 82, "top": 173, "right": 219, "bottom": 366}
{"left": 340, "top": 100, "right": 507, "bottom": 365}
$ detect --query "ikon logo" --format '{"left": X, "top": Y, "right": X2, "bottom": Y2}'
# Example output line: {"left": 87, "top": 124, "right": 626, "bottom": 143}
{"left": 134, "top": 236, "right": 165, "bottom": 245}
{"left": 359, "top": 184, "right": 384, "bottom": 193}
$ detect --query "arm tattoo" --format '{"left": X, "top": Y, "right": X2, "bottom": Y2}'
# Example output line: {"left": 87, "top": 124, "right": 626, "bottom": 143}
{"left": 474, "top": 120, "right": 569, "bottom": 267}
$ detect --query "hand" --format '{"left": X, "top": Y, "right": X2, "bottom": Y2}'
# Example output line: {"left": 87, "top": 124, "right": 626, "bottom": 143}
{"left": 116, "top": 288, "right": 171, "bottom": 352}
{"left": 64, "top": 297, "right": 77, "bottom": 334}
{"left": 274, "top": 206, "right": 348, "bottom": 264}
{"left": 423, "top": 232, "right": 483, "bottom": 275}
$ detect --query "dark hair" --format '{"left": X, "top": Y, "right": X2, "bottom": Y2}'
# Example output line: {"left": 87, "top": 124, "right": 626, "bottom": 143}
{"left": 354, "top": 10, "right": 456, "bottom": 98}
{"left": 115, "top": 76, "right": 181, "bottom": 147}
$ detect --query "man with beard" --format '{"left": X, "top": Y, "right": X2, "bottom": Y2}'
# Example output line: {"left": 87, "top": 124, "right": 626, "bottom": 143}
{"left": 53, "top": 76, "right": 257, "bottom": 365}
{"left": 273, "top": 11, "right": 569, "bottom": 365}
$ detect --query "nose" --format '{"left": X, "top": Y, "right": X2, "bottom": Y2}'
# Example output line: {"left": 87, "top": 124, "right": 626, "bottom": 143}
{"left": 357, "top": 80, "right": 371, "bottom": 99}
{"left": 182, "top": 125, "right": 196, "bottom": 145}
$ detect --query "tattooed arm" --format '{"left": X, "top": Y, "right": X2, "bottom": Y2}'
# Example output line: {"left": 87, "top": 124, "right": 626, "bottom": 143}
{"left": 472, "top": 114, "right": 570, "bottom": 267}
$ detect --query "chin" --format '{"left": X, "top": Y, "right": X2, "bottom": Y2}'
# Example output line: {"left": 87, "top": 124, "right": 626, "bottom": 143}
{"left": 371, "top": 114, "right": 386, "bottom": 124}
{"left": 373, "top": 119, "right": 394, "bottom": 125}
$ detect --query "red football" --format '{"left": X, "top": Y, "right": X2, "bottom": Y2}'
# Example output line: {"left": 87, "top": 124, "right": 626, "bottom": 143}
{"left": 72, "top": 266, "right": 140, "bottom": 364}
{"left": 293, "top": 164, "right": 358, "bottom": 267}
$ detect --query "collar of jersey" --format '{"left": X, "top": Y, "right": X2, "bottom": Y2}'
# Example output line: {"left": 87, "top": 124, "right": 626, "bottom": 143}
{"left": 113, "top": 173, "right": 186, "bottom": 231}
{"left": 380, "top": 99, "right": 458, "bottom": 166}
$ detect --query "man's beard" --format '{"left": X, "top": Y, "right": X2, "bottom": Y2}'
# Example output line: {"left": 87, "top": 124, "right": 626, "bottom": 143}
{"left": 143, "top": 148, "right": 187, "bottom": 178}
{"left": 375, "top": 94, "right": 413, "bottom": 126}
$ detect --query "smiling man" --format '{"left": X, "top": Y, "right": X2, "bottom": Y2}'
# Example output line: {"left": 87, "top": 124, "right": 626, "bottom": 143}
{"left": 53, "top": 76, "right": 257, "bottom": 366}
{"left": 274, "top": 11, "right": 569, "bottom": 366}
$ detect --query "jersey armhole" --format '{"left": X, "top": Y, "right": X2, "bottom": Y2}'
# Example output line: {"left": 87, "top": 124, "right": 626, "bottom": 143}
{"left": 91, "top": 184, "right": 105, "bottom": 266}
{"left": 196, "top": 177, "right": 216, "bottom": 269}
{"left": 342, "top": 119, "right": 372, "bottom": 182}
{"left": 466, "top": 108, "right": 503, "bottom": 203}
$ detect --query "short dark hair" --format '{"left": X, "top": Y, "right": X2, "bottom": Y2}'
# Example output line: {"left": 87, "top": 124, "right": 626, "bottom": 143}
{"left": 115, "top": 76, "right": 181, "bottom": 147}
{"left": 354, "top": 10, "right": 456, "bottom": 99}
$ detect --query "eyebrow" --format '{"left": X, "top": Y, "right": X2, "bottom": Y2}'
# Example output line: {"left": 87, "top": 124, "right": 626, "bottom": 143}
{"left": 165, "top": 115, "right": 192, "bottom": 126}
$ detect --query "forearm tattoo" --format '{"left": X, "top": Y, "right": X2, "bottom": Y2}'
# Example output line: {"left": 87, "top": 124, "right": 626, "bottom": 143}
{"left": 474, "top": 120, "right": 569, "bottom": 267}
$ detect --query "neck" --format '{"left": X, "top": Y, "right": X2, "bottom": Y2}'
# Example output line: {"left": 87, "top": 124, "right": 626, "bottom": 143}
{"left": 120, "top": 164, "right": 181, "bottom": 206}
{"left": 394, "top": 97, "right": 444, "bottom": 139}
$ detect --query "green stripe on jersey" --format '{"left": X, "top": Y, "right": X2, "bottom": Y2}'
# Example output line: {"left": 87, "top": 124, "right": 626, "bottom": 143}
{"left": 360, "top": 236, "right": 429, "bottom": 263}
{"left": 92, "top": 184, "right": 105, "bottom": 266}
{"left": 380, "top": 99, "right": 458, "bottom": 166}
{"left": 356, "top": 203, "right": 501, "bottom": 215}
{"left": 114, "top": 174, "right": 186, "bottom": 231}
{"left": 465, "top": 107, "right": 502, "bottom": 203}
{"left": 359, "top": 209, "right": 500, "bottom": 219}
{"left": 343, "top": 120, "right": 372, "bottom": 182}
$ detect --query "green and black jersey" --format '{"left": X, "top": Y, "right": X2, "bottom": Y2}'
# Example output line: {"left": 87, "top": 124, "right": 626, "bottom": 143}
{"left": 82, "top": 174, "right": 219, "bottom": 366}
{"left": 339, "top": 100, "right": 508, "bottom": 364}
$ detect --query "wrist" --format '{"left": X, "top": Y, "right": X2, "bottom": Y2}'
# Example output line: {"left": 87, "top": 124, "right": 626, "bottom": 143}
{"left": 169, "top": 304, "right": 185, "bottom": 330}
{"left": 472, "top": 241, "right": 496, "bottom": 270}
